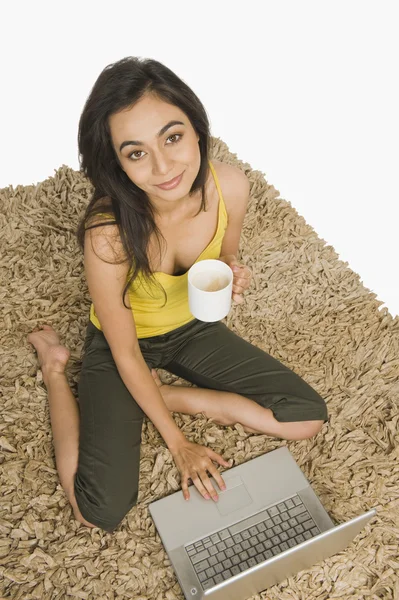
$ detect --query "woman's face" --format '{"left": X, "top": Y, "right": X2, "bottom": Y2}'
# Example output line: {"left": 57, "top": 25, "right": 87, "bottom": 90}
{"left": 109, "top": 94, "right": 201, "bottom": 211}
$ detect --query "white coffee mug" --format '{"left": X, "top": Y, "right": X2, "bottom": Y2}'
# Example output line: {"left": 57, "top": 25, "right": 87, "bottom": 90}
{"left": 188, "top": 259, "right": 233, "bottom": 322}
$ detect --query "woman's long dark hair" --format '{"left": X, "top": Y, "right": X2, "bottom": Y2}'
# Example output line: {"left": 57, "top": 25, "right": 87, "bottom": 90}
{"left": 76, "top": 56, "right": 212, "bottom": 308}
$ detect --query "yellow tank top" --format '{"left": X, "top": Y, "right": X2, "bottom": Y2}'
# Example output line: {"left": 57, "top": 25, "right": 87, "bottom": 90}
{"left": 89, "top": 160, "right": 228, "bottom": 338}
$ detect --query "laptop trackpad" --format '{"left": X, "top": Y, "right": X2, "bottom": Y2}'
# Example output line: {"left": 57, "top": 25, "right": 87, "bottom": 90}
{"left": 215, "top": 476, "right": 253, "bottom": 516}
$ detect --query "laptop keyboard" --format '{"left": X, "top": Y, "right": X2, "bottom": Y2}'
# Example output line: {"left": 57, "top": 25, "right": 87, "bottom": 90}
{"left": 185, "top": 494, "right": 320, "bottom": 591}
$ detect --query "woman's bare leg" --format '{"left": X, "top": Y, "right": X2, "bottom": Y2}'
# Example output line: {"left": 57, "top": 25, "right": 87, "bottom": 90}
{"left": 151, "top": 369, "right": 323, "bottom": 440}
{"left": 27, "top": 325, "right": 95, "bottom": 528}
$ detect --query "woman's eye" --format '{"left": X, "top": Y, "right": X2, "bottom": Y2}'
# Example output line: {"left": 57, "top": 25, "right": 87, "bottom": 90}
{"left": 128, "top": 133, "right": 183, "bottom": 161}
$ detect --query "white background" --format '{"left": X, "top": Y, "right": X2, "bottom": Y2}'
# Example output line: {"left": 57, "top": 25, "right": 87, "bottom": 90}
{"left": 1, "top": 0, "right": 398, "bottom": 317}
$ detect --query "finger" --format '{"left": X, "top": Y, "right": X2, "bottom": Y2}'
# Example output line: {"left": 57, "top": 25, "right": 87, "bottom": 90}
{"left": 232, "top": 265, "right": 252, "bottom": 278}
{"left": 181, "top": 476, "right": 191, "bottom": 501}
{"left": 199, "top": 471, "right": 220, "bottom": 501}
{"left": 207, "top": 465, "right": 228, "bottom": 493}
{"left": 207, "top": 448, "right": 231, "bottom": 468}
{"left": 232, "top": 293, "right": 244, "bottom": 304}
{"left": 233, "top": 274, "right": 251, "bottom": 287}
{"left": 192, "top": 474, "right": 214, "bottom": 500}
{"left": 232, "top": 283, "right": 245, "bottom": 294}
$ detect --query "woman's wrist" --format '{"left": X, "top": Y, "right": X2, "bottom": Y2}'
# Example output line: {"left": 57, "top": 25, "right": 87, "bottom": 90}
{"left": 166, "top": 430, "right": 189, "bottom": 454}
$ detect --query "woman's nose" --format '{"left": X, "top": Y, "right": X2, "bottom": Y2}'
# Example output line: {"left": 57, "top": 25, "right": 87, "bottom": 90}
{"left": 152, "top": 151, "right": 174, "bottom": 176}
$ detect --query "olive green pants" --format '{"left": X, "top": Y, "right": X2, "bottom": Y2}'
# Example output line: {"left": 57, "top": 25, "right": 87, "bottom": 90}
{"left": 75, "top": 318, "right": 328, "bottom": 532}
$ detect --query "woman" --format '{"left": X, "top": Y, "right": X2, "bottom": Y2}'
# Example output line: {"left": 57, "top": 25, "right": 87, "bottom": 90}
{"left": 27, "top": 57, "right": 328, "bottom": 533}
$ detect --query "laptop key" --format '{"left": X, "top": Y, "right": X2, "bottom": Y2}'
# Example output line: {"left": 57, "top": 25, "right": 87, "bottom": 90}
{"left": 288, "top": 518, "right": 298, "bottom": 527}
{"left": 296, "top": 513, "right": 309, "bottom": 524}
{"left": 196, "top": 559, "right": 210, "bottom": 572}
{"left": 288, "top": 505, "right": 307, "bottom": 518}
{"left": 280, "top": 541, "right": 289, "bottom": 551}
{"left": 271, "top": 536, "right": 280, "bottom": 545}
{"left": 248, "top": 557, "right": 257, "bottom": 567}
{"left": 239, "top": 560, "right": 249, "bottom": 572}
{"left": 214, "top": 563, "right": 223, "bottom": 574}
{"left": 255, "top": 543, "right": 264, "bottom": 553}
{"left": 281, "top": 511, "right": 290, "bottom": 521}
{"left": 231, "top": 555, "right": 240, "bottom": 565}
{"left": 281, "top": 521, "right": 290, "bottom": 531}
{"left": 247, "top": 547, "right": 257, "bottom": 557}
{"left": 280, "top": 532, "right": 289, "bottom": 541}
{"left": 205, "top": 566, "right": 216, "bottom": 578}
{"left": 241, "top": 540, "right": 250, "bottom": 550}
{"left": 250, "top": 535, "right": 259, "bottom": 546}
{"left": 264, "top": 540, "right": 272, "bottom": 550}
{"left": 295, "top": 524, "right": 304, "bottom": 534}
{"left": 214, "top": 574, "right": 224, "bottom": 584}
{"left": 264, "top": 518, "right": 274, "bottom": 529}
{"left": 225, "top": 537, "right": 234, "bottom": 547}
{"left": 209, "top": 546, "right": 218, "bottom": 556}
{"left": 303, "top": 530, "right": 312, "bottom": 540}
{"left": 203, "top": 578, "right": 215, "bottom": 590}
{"left": 191, "top": 549, "right": 210, "bottom": 564}
{"left": 272, "top": 515, "right": 282, "bottom": 525}
{"left": 268, "top": 506, "right": 279, "bottom": 517}
{"left": 231, "top": 565, "right": 240, "bottom": 575}
{"left": 296, "top": 534, "right": 305, "bottom": 543}
{"left": 225, "top": 548, "right": 234, "bottom": 558}
{"left": 239, "top": 550, "right": 249, "bottom": 561}
{"left": 273, "top": 525, "right": 282, "bottom": 535}
{"left": 285, "top": 498, "right": 295, "bottom": 509}
{"left": 311, "top": 527, "right": 319, "bottom": 536}
{"left": 198, "top": 571, "right": 207, "bottom": 582}
{"left": 223, "top": 568, "right": 233, "bottom": 579}
{"left": 249, "top": 526, "right": 259, "bottom": 536}
{"left": 241, "top": 530, "right": 251, "bottom": 539}
{"left": 277, "top": 502, "right": 287, "bottom": 512}
{"left": 303, "top": 519, "right": 315, "bottom": 530}
{"left": 292, "top": 496, "right": 302, "bottom": 506}
{"left": 263, "top": 550, "right": 273, "bottom": 560}
{"left": 223, "top": 558, "right": 233, "bottom": 570}
{"left": 216, "top": 541, "right": 227, "bottom": 552}
{"left": 211, "top": 534, "right": 221, "bottom": 544}
{"left": 208, "top": 555, "right": 218, "bottom": 566}
{"left": 257, "top": 532, "right": 266, "bottom": 542}
{"left": 257, "top": 521, "right": 266, "bottom": 532}
{"left": 216, "top": 551, "right": 227, "bottom": 562}
{"left": 287, "top": 539, "right": 296, "bottom": 548}
{"left": 271, "top": 546, "right": 280, "bottom": 556}
{"left": 219, "top": 529, "right": 231, "bottom": 540}
{"left": 255, "top": 554, "right": 264, "bottom": 564}
{"left": 233, "top": 533, "right": 243, "bottom": 543}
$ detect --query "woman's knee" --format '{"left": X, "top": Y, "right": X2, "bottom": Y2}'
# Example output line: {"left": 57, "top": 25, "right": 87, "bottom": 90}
{"left": 276, "top": 418, "right": 324, "bottom": 440}
{"left": 298, "top": 419, "right": 324, "bottom": 439}
{"left": 73, "top": 473, "right": 139, "bottom": 533}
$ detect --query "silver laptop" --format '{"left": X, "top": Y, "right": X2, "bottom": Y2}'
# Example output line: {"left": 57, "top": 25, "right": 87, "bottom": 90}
{"left": 149, "top": 446, "right": 376, "bottom": 600}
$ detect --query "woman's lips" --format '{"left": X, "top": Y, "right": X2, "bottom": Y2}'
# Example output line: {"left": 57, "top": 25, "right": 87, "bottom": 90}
{"left": 155, "top": 171, "right": 184, "bottom": 190}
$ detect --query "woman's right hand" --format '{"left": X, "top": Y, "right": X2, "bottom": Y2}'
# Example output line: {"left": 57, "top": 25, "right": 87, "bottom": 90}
{"left": 170, "top": 439, "right": 231, "bottom": 501}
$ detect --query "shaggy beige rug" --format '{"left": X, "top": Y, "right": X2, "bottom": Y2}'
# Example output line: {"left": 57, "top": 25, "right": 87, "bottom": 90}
{"left": 1, "top": 137, "right": 398, "bottom": 600}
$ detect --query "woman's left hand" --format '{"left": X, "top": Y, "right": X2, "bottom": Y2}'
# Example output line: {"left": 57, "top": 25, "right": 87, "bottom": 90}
{"left": 218, "top": 254, "right": 252, "bottom": 304}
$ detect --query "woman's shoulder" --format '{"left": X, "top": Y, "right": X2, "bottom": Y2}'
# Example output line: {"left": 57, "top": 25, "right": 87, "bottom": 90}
{"left": 209, "top": 159, "right": 248, "bottom": 210}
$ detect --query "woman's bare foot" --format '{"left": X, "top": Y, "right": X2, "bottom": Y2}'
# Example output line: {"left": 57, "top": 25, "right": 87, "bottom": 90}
{"left": 151, "top": 368, "right": 167, "bottom": 391}
{"left": 241, "top": 425, "right": 261, "bottom": 434}
{"left": 27, "top": 324, "right": 71, "bottom": 379}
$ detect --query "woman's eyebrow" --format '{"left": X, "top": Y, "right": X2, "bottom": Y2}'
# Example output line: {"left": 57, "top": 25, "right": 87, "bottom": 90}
{"left": 119, "top": 120, "right": 185, "bottom": 152}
